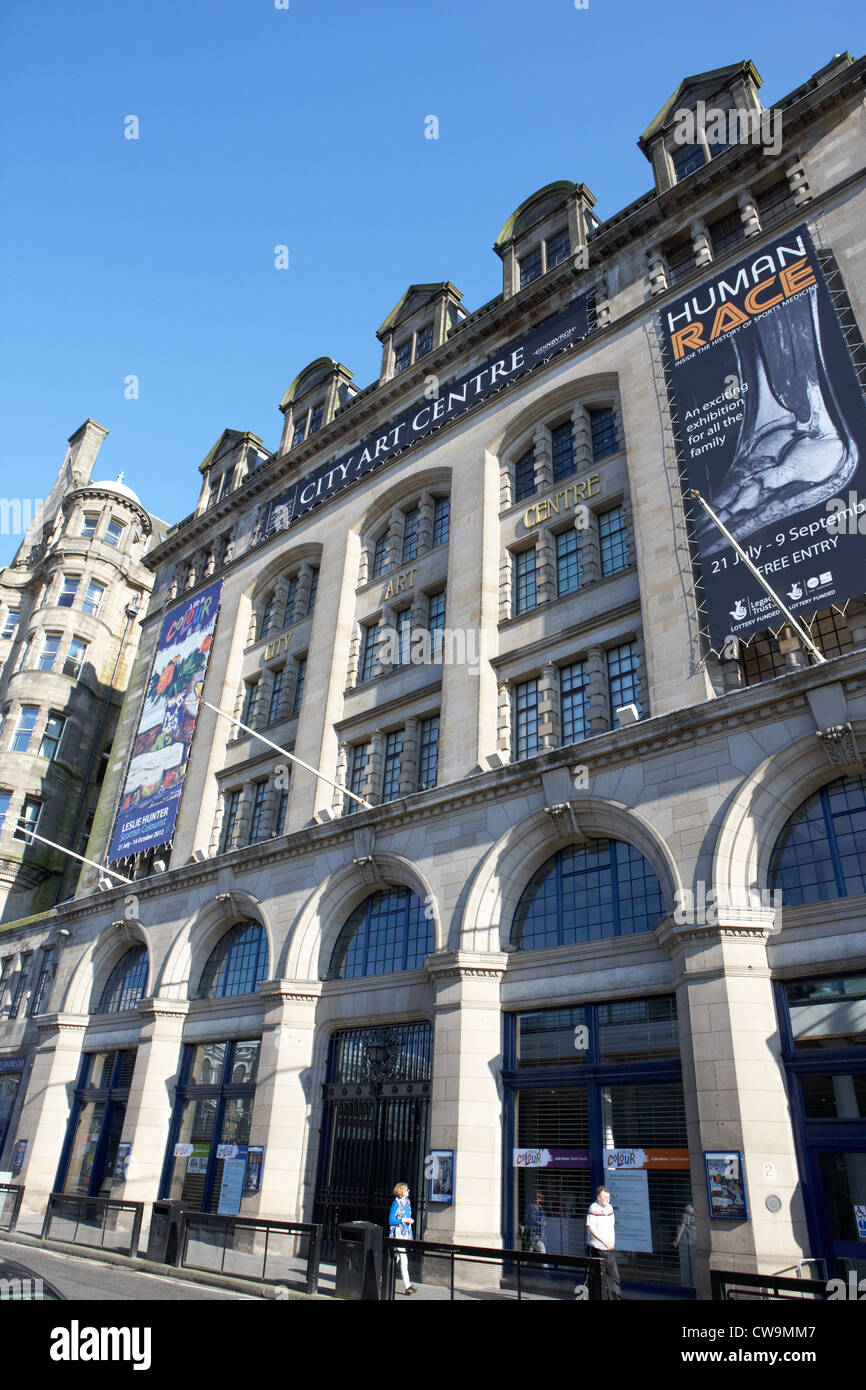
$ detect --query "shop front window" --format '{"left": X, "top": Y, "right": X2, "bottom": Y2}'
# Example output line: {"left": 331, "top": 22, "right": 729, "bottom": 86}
{"left": 507, "top": 997, "right": 692, "bottom": 1292}
{"left": 58, "top": 1050, "right": 136, "bottom": 1197}
{"left": 162, "top": 1038, "right": 261, "bottom": 1213}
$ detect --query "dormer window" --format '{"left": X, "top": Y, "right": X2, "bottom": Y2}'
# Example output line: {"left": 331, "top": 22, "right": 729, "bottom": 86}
{"left": 519, "top": 248, "right": 543, "bottom": 288}
{"left": 308, "top": 403, "right": 324, "bottom": 435}
{"left": 672, "top": 143, "right": 706, "bottom": 181}
{"left": 545, "top": 228, "right": 571, "bottom": 270}
{"left": 394, "top": 340, "right": 413, "bottom": 375}
{"left": 292, "top": 418, "right": 307, "bottom": 448}
{"left": 415, "top": 324, "right": 433, "bottom": 358}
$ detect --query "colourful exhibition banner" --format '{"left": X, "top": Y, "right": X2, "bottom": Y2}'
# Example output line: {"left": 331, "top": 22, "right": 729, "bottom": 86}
{"left": 108, "top": 580, "right": 223, "bottom": 861}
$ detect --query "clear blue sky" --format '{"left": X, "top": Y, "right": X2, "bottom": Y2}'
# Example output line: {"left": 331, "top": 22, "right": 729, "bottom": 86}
{"left": 1, "top": 0, "right": 863, "bottom": 562}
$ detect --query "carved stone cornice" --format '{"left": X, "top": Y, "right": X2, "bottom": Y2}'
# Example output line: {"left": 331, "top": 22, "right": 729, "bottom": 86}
{"left": 816, "top": 722, "right": 862, "bottom": 768}
{"left": 544, "top": 803, "right": 580, "bottom": 838}
{"left": 256, "top": 977, "right": 322, "bottom": 1004}
{"left": 35, "top": 1012, "right": 88, "bottom": 1036}
{"left": 655, "top": 915, "right": 776, "bottom": 953}
{"left": 135, "top": 997, "right": 189, "bottom": 1021}
{"left": 426, "top": 951, "right": 508, "bottom": 982}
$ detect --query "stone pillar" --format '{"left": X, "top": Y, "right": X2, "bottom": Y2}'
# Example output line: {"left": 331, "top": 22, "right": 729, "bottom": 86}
{"left": 738, "top": 189, "right": 760, "bottom": 238}
{"left": 585, "top": 645, "right": 610, "bottom": 734}
{"left": 499, "top": 461, "right": 513, "bottom": 511}
{"left": 398, "top": 717, "right": 421, "bottom": 797}
{"left": 114, "top": 999, "right": 187, "bottom": 1239}
{"left": 346, "top": 625, "right": 361, "bottom": 688}
{"left": 690, "top": 220, "right": 712, "bottom": 267}
{"left": 296, "top": 563, "right": 314, "bottom": 618}
{"left": 537, "top": 664, "right": 560, "bottom": 751}
{"left": 533, "top": 425, "right": 553, "bottom": 492}
{"left": 387, "top": 510, "right": 405, "bottom": 572}
{"left": 247, "top": 981, "right": 321, "bottom": 1221}
{"left": 647, "top": 246, "right": 668, "bottom": 296}
{"left": 536, "top": 532, "right": 556, "bottom": 605}
{"left": 499, "top": 550, "right": 513, "bottom": 623}
{"left": 501, "top": 245, "right": 517, "bottom": 299}
{"left": 365, "top": 731, "right": 385, "bottom": 805}
{"left": 777, "top": 625, "right": 809, "bottom": 672}
{"left": 577, "top": 508, "right": 601, "bottom": 586}
{"left": 786, "top": 159, "right": 811, "bottom": 208}
{"left": 234, "top": 781, "right": 255, "bottom": 848}
{"left": 497, "top": 679, "right": 513, "bottom": 759}
{"left": 332, "top": 742, "right": 348, "bottom": 815}
{"left": 12, "top": 1014, "right": 87, "bottom": 1225}
{"left": 259, "top": 667, "right": 275, "bottom": 726}
{"left": 417, "top": 491, "right": 435, "bottom": 555}
{"left": 426, "top": 953, "right": 508, "bottom": 1247}
{"left": 657, "top": 916, "right": 810, "bottom": 1297}
{"left": 210, "top": 794, "right": 225, "bottom": 856}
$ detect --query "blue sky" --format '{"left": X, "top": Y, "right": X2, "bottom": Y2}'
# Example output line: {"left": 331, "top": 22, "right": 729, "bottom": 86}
{"left": 1, "top": 0, "right": 863, "bottom": 562}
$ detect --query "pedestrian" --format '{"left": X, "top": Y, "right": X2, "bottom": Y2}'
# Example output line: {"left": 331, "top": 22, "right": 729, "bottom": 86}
{"left": 389, "top": 1181, "right": 417, "bottom": 1296}
{"left": 673, "top": 1202, "right": 696, "bottom": 1288}
{"left": 524, "top": 1190, "right": 548, "bottom": 1254}
{"left": 586, "top": 1184, "right": 621, "bottom": 1299}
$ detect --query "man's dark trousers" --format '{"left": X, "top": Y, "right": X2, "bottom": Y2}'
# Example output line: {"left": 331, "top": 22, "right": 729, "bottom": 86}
{"left": 601, "top": 1250, "right": 622, "bottom": 1300}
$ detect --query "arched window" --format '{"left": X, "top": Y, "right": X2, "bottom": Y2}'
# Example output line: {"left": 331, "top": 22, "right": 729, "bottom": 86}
{"left": 329, "top": 887, "right": 433, "bottom": 979}
{"left": 197, "top": 921, "right": 268, "bottom": 999}
{"left": 770, "top": 774, "right": 866, "bottom": 905}
{"left": 511, "top": 840, "right": 666, "bottom": 950}
{"left": 97, "top": 944, "right": 148, "bottom": 1012}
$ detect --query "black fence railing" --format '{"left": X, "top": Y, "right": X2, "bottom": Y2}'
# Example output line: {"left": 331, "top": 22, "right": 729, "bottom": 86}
{"left": 181, "top": 1212, "right": 322, "bottom": 1295}
{"left": 0, "top": 1183, "right": 24, "bottom": 1232}
{"left": 711, "top": 1269, "right": 830, "bottom": 1301}
{"left": 41, "top": 1193, "right": 144, "bottom": 1257}
{"left": 382, "top": 1236, "right": 606, "bottom": 1301}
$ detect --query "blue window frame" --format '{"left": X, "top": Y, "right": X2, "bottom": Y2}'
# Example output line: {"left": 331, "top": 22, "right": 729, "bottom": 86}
{"left": 514, "top": 549, "right": 538, "bottom": 615}
{"left": 556, "top": 530, "right": 581, "bottom": 596}
{"left": 241, "top": 680, "right": 259, "bottom": 727}
{"left": 275, "top": 778, "right": 290, "bottom": 837}
{"left": 343, "top": 742, "right": 370, "bottom": 816}
{"left": 292, "top": 418, "right": 307, "bottom": 447}
{"left": 382, "top": 730, "right": 403, "bottom": 802}
{"left": 396, "top": 609, "right": 412, "bottom": 666}
{"left": 418, "top": 716, "right": 439, "bottom": 790}
{"left": 197, "top": 922, "right": 268, "bottom": 999}
{"left": 359, "top": 622, "right": 381, "bottom": 682}
{"left": 561, "top": 660, "right": 589, "bottom": 744}
{"left": 268, "top": 667, "right": 285, "bottom": 723}
{"left": 221, "top": 790, "right": 240, "bottom": 852}
{"left": 8, "top": 953, "right": 32, "bottom": 1018}
{"left": 519, "top": 248, "right": 542, "bottom": 287}
{"left": 546, "top": 229, "right": 571, "bottom": 270}
{"left": 551, "top": 421, "right": 575, "bottom": 482}
{"left": 672, "top": 143, "right": 706, "bottom": 181}
{"left": 770, "top": 775, "right": 866, "bottom": 906}
{"left": 309, "top": 404, "right": 324, "bottom": 434}
{"left": 514, "top": 448, "right": 536, "bottom": 502}
{"left": 307, "top": 567, "right": 319, "bottom": 613}
{"left": 394, "top": 340, "right": 412, "bottom": 374}
{"left": 249, "top": 781, "right": 268, "bottom": 843}
{"left": 12, "top": 706, "right": 38, "bottom": 753}
{"left": 432, "top": 496, "right": 450, "bottom": 547}
{"left": 372, "top": 532, "right": 390, "bottom": 579}
{"left": 283, "top": 575, "right": 298, "bottom": 626}
{"left": 511, "top": 841, "right": 666, "bottom": 949}
{"left": 259, "top": 597, "right": 274, "bottom": 640}
{"left": 514, "top": 678, "right": 539, "bottom": 760}
{"left": 98, "top": 945, "right": 148, "bottom": 1013}
{"left": 599, "top": 505, "right": 629, "bottom": 576}
{"left": 329, "top": 887, "right": 433, "bottom": 979}
{"left": 160, "top": 1039, "right": 260, "bottom": 1213}
{"left": 401, "top": 507, "right": 419, "bottom": 564}
{"left": 589, "top": 407, "right": 618, "bottom": 461}
{"left": 415, "top": 324, "right": 433, "bottom": 358}
{"left": 56, "top": 1049, "right": 136, "bottom": 1198}
{"left": 608, "top": 642, "right": 642, "bottom": 721}
{"left": 292, "top": 655, "right": 306, "bottom": 714}
{"left": 427, "top": 590, "right": 445, "bottom": 660}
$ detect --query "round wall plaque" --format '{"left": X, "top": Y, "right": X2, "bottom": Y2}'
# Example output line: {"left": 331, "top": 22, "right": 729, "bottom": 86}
{"left": 765, "top": 1194, "right": 782, "bottom": 1213}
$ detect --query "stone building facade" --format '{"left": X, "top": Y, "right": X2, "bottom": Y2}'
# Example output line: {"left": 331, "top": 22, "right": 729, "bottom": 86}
{"left": 2, "top": 54, "right": 866, "bottom": 1298}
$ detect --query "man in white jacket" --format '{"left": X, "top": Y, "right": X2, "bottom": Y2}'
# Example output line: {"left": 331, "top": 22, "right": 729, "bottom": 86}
{"left": 586, "top": 1185, "right": 622, "bottom": 1299}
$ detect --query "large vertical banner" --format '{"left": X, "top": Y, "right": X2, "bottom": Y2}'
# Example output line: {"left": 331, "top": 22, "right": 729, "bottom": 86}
{"left": 659, "top": 226, "right": 866, "bottom": 646}
{"left": 108, "top": 581, "right": 223, "bottom": 861}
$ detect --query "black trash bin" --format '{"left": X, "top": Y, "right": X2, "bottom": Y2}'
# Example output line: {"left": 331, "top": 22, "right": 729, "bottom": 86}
{"left": 335, "top": 1220, "right": 383, "bottom": 1300}
{"left": 146, "top": 1200, "right": 185, "bottom": 1266}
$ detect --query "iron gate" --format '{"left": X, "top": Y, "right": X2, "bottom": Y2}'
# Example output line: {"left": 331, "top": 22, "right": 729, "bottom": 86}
{"left": 314, "top": 1022, "right": 433, "bottom": 1248}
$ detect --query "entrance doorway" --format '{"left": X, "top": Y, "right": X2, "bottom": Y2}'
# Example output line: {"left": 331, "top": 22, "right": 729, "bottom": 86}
{"left": 314, "top": 1022, "right": 432, "bottom": 1247}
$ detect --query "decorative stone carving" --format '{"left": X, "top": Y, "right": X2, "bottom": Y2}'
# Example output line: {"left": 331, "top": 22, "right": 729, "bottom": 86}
{"left": 544, "top": 802, "right": 579, "bottom": 838}
{"left": 816, "top": 723, "right": 862, "bottom": 767}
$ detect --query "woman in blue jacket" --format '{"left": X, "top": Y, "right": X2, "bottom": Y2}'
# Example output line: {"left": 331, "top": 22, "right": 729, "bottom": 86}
{"left": 389, "top": 1182, "right": 417, "bottom": 1296}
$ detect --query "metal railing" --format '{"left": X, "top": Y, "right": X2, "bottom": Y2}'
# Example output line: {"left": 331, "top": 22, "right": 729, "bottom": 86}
{"left": 382, "top": 1236, "right": 605, "bottom": 1301}
{"left": 181, "top": 1212, "right": 322, "bottom": 1295}
{"left": 0, "top": 1183, "right": 24, "bottom": 1232}
{"left": 711, "top": 1269, "right": 830, "bottom": 1300}
{"left": 41, "top": 1193, "right": 144, "bottom": 1257}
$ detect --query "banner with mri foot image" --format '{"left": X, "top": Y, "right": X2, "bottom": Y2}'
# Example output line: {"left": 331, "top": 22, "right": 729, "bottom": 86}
{"left": 108, "top": 580, "right": 223, "bottom": 861}
{"left": 658, "top": 224, "right": 866, "bottom": 648}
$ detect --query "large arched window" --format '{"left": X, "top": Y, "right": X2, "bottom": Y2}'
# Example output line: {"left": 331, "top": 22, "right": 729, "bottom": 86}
{"left": 329, "top": 887, "right": 433, "bottom": 979}
{"left": 770, "top": 775, "right": 866, "bottom": 905}
{"left": 97, "top": 944, "right": 148, "bottom": 1012}
{"left": 197, "top": 921, "right": 268, "bottom": 999}
{"left": 511, "top": 840, "right": 666, "bottom": 950}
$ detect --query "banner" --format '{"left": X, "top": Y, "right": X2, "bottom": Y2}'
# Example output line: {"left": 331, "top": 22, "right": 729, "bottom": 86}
{"left": 108, "top": 581, "right": 223, "bottom": 860}
{"left": 659, "top": 225, "right": 866, "bottom": 646}
{"left": 260, "top": 293, "right": 597, "bottom": 541}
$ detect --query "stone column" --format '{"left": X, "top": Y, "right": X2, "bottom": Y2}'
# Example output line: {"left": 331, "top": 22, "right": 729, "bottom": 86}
{"left": 499, "top": 551, "right": 513, "bottom": 623}
{"left": 296, "top": 563, "right": 314, "bottom": 619}
{"left": 738, "top": 190, "right": 760, "bottom": 238}
{"left": 346, "top": 626, "right": 361, "bottom": 688}
{"left": 417, "top": 492, "right": 435, "bottom": 555}
{"left": 579, "top": 509, "right": 601, "bottom": 585}
{"left": 259, "top": 667, "right": 276, "bottom": 726}
{"left": 499, "top": 461, "right": 513, "bottom": 511}
{"left": 647, "top": 246, "right": 668, "bottom": 296}
{"left": 776, "top": 625, "right": 808, "bottom": 672}
{"left": 365, "top": 731, "right": 385, "bottom": 805}
{"left": 501, "top": 245, "right": 517, "bottom": 300}
{"left": 246, "top": 981, "right": 321, "bottom": 1221}
{"left": 497, "top": 679, "right": 513, "bottom": 759}
{"left": 585, "top": 645, "right": 610, "bottom": 734}
{"left": 657, "top": 916, "right": 810, "bottom": 1297}
{"left": 114, "top": 999, "right": 187, "bottom": 1239}
{"left": 533, "top": 425, "right": 553, "bottom": 493}
{"left": 387, "top": 510, "right": 405, "bottom": 572}
{"left": 571, "top": 404, "right": 592, "bottom": 475}
{"left": 12, "top": 1014, "right": 87, "bottom": 1226}
{"left": 398, "top": 717, "right": 421, "bottom": 797}
{"left": 536, "top": 532, "right": 556, "bottom": 605}
{"left": 332, "top": 742, "right": 348, "bottom": 815}
{"left": 426, "top": 953, "right": 508, "bottom": 1248}
{"left": 786, "top": 159, "right": 811, "bottom": 208}
{"left": 210, "top": 794, "right": 225, "bottom": 856}
{"left": 690, "top": 220, "right": 712, "bottom": 267}
{"left": 233, "top": 781, "right": 255, "bottom": 848}
{"left": 537, "top": 664, "right": 560, "bottom": 751}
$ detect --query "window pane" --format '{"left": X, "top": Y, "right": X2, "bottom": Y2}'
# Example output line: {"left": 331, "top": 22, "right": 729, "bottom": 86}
{"left": 330, "top": 887, "right": 433, "bottom": 978}
{"left": 418, "top": 716, "right": 439, "bottom": 791}
{"left": 556, "top": 531, "right": 582, "bottom": 596}
{"left": 561, "top": 660, "right": 589, "bottom": 743}
{"left": 519, "top": 249, "right": 542, "bottom": 287}
{"left": 432, "top": 496, "right": 450, "bottom": 547}
{"left": 514, "top": 549, "right": 538, "bottom": 615}
{"left": 551, "top": 421, "right": 574, "bottom": 482}
{"left": 514, "top": 679, "right": 539, "bottom": 760}
{"left": 514, "top": 449, "right": 535, "bottom": 502}
{"left": 608, "top": 642, "right": 642, "bottom": 720}
{"left": 198, "top": 922, "right": 268, "bottom": 998}
{"left": 589, "top": 408, "right": 618, "bottom": 461}
{"left": 546, "top": 229, "right": 571, "bottom": 270}
{"left": 785, "top": 974, "right": 866, "bottom": 1048}
{"left": 599, "top": 505, "right": 629, "bottom": 576}
{"left": 401, "top": 508, "right": 419, "bottom": 564}
{"left": 97, "top": 945, "right": 148, "bottom": 1012}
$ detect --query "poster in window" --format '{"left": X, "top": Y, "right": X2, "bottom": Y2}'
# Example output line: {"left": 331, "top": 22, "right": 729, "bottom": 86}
{"left": 705, "top": 1150, "right": 749, "bottom": 1220}
{"left": 112, "top": 1142, "right": 132, "bottom": 1183}
{"left": 108, "top": 580, "right": 223, "bottom": 861}
{"left": 427, "top": 1149, "right": 455, "bottom": 1205}
{"left": 658, "top": 225, "right": 866, "bottom": 648}
{"left": 11, "top": 1139, "right": 28, "bottom": 1176}
{"left": 244, "top": 1145, "right": 264, "bottom": 1194}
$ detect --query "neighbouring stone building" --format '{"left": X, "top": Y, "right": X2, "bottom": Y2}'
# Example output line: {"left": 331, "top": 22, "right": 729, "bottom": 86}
{"left": 2, "top": 53, "right": 866, "bottom": 1298}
